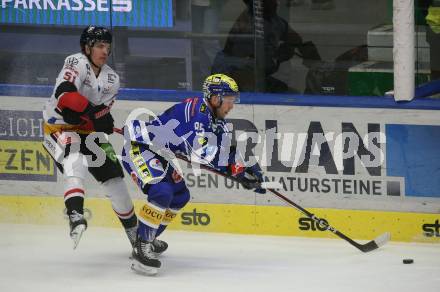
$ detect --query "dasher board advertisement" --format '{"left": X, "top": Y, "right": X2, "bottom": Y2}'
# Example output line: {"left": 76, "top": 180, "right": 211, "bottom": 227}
{"left": 0, "top": 97, "right": 439, "bottom": 214}
{"left": 0, "top": 109, "right": 57, "bottom": 182}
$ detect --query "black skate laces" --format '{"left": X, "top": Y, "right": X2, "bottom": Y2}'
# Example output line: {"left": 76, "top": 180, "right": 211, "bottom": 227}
{"left": 153, "top": 239, "right": 165, "bottom": 248}
{"left": 63, "top": 208, "right": 93, "bottom": 221}
{"left": 69, "top": 211, "right": 84, "bottom": 222}
{"left": 140, "top": 241, "right": 154, "bottom": 256}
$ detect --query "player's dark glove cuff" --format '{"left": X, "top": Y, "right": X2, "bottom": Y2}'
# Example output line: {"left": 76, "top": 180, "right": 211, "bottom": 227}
{"left": 92, "top": 113, "right": 114, "bottom": 134}
{"left": 238, "top": 176, "right": 261, "bottom": 190}
{"left": 245, "top": 164, "right": 266, "bottom": 194}
{"left": 86, "top": 104, "right": 114, "bottom": 134}
{"left": 60, "top": 108, "right": 83, "bottom": 125}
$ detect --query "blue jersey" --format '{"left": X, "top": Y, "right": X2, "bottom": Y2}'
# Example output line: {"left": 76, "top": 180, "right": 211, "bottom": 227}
{"left": 125, "top": 97, "right": 233, "bottom": 171}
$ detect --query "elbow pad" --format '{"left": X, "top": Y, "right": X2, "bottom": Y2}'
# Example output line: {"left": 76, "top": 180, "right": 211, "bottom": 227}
{"left": 55, "top": 81, "right": 90, "bottom": 113}
{"left": 55, "top": 82, "right": 91, "bottom": 125}
{"left": 55, "top": 81, "right": 77, "bottom": 99}
{"left": 57, "top": 91, "right": 90, "bottom": 113}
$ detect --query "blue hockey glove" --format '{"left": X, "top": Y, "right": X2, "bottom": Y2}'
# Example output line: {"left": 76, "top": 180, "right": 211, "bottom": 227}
{"left": 244, "top": 164, "right": 266, "bottom": 194}
{"left": 226, "top": 146, "right": 266, "bottom": 194}
{"left": 228, "top": 163, "right": 266, "bottom": 194}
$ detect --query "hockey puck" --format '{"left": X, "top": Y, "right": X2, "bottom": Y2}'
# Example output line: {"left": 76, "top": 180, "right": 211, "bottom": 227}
{"left": 403, "top": 259, "right": 414, "bottom": 264}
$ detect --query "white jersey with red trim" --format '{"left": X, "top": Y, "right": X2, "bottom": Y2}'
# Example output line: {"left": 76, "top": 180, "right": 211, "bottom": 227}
{"left": 43, "top": 53, "right": 120, "bottom": 125}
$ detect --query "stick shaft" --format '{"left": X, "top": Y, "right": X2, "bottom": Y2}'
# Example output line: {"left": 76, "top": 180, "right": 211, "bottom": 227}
{"left": 113, "top": 127, "right": 384, "bottom": 252}
{"left": 175, "top": 156, "right": 378, "bottom": 252}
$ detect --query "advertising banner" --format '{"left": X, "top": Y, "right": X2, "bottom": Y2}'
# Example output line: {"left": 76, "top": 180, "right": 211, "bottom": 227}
{"left": 0, "top": 196, "right": 438, "bottom": 242}
{"left": 0, "top": 0, "right": 173, "bottom": 28}
{"left": 0, "top": 109, "right": 56, "bottom": 181}
{"left": 0, "top": 96, "right": 439, "bottom": 242}
{"left": 0, "top": 97, "right": 439, "bottom": 214}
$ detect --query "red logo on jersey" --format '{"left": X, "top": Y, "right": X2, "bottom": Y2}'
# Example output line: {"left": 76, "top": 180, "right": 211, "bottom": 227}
{"left": 191, "top": 98, "right": 199, "bottom": 117}
{"left": 229, "top": 163, "right": 245, "bottom": 176}
{"left": 171, "top": 170, "right": 183, "bottom": 183}
{"left": 93, "top": 106, "right": 111, "bottom": 119}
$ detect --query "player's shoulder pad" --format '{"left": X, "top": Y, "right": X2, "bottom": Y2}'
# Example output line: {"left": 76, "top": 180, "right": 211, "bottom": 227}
{"left": 63, "top": 53, "right": 87, "bottom": 72}
{"left": 199, "top": 101, "right": 208, "bottom": 115}
{"left": 192, "top": 97, "right": 210, "bottom": 115}
{"left": 101, "top": 64, "right": 120, "bottom": 87}
{"left": 183, "top": 97, "right": 210, "bottom": 120}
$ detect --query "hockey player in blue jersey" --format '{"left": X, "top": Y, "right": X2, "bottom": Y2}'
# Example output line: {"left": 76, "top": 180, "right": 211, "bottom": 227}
{"left": 120, "top": 74, "right": 266, "bottom": 275}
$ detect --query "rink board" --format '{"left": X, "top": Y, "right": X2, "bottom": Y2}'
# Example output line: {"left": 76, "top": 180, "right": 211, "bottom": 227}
{"left": 1, "top": 96, "right": 440, "bottom": 243}
{"left": 0, "top": 195, "right": 438, "bottom": 243}
{"left": 1, "top": 97, "right": 440, "bottom": 213}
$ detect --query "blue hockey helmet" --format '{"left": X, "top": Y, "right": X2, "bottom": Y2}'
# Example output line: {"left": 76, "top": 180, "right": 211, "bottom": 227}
{"left": 203, "top": 74, "right": 240, "bottom": 104}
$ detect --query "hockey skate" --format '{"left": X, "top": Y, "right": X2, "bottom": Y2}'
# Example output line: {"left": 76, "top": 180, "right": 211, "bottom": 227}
{"left": 125, "top": 226, "right": 138, "bottom": 248}
{"left": 129, "top": 237, "right": 168, "bottom": 259}
{"left": 151, "top": 238, "right": 168, "bottom": 256}
{"left": 69, "top": 210, "right": 88, "bottom": 249}
{"left": 131, "top": 235, "right": 161, "bottom": 276}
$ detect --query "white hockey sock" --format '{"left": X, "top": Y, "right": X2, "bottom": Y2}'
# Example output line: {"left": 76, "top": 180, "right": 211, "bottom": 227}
{"left": 102, "top": 177, "right": 136, "bottom": 222}
{"left": 63, "top": 176, "right": 85, "bottom": 216}
{"left": 64, "top": 176, "right": 85, "bottom": 202}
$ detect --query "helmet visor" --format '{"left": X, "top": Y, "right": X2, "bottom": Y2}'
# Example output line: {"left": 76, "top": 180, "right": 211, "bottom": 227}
{"left": 222, "top": 92, "right": 240, "bottom": 104}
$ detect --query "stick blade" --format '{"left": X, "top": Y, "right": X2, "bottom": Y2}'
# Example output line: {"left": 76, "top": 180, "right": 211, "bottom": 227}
{"left": 131, "top": 260, "right": 159, "bottom": 276}
{"left": 261, "top": 182, "right": 283, "bottom": 189}
{"left": 375, "top": 232, "right": 391, "bottom": 247}
{"left": 359, "top": 232, "right": 391, "bottom": 253}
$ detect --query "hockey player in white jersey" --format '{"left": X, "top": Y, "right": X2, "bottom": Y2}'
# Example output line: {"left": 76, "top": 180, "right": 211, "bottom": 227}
{"left": 42, "top": 26, "right": 137, "bottom": 249}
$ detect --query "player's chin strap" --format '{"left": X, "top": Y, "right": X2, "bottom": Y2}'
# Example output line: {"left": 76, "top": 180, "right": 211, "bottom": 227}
{"left": 86, "top": 54, "right": 102, "bottom": 76}
{"left": 82, "top": 38, "right": 111, "bottom": 73}
{"left": 84, "top": 43, "right": 108, "bottom": 76}
{"left": 205, "top": 96, "right": 222, "bottom": 120}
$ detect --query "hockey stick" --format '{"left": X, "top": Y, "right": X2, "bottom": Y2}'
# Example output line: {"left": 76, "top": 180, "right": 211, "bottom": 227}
{"left": 176, "top": 155, "right": 389, "bottom": 253}
{"left": 113, "top": 127, "right": 390, "bottom": 253}
{"left": 265, "top": 188, "right": 390, "bottom": 253}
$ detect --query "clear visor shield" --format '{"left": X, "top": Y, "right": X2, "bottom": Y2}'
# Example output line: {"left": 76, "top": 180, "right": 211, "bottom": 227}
{"left": 222, "top": 92, "right": 240, "bottom": 104}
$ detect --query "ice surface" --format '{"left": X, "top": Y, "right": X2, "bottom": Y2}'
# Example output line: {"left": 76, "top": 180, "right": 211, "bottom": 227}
{"left": 0, "top": 224, "right": 439, "bottom": 292}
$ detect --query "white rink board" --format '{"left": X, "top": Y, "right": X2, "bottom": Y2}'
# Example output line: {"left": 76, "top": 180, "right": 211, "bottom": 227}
{"left": 1, "top": 96, "right": 440, "bottom": 213}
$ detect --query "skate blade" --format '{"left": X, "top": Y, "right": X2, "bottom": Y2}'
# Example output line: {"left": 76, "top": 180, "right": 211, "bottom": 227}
{"left": 129, "top": 253, "right": 160, "bottom": 260}
{"left": 70, "top": 224, "right": 86, "bottom": 250}
{"left": 131, "top": 260, "right": 159, "bottom": 276}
